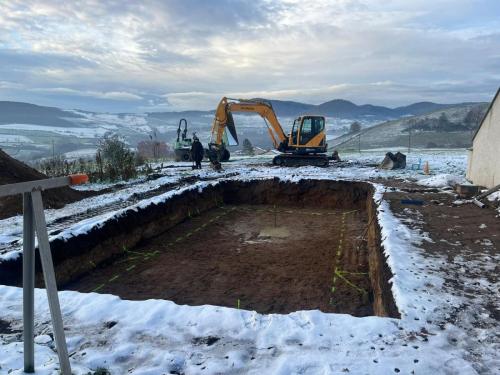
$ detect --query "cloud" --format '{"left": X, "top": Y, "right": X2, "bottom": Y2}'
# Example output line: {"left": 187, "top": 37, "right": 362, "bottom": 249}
{"left": 30, "top": 87, "right": 143, "bottom": 101}
{"left": 0, "top": 0, "right": 499, "bottom": 112}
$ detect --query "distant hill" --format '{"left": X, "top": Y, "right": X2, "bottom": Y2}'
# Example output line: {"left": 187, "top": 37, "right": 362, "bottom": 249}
{"left": 146, "top": 99, "right": 478, "bottom": 120}
{"left": 316, "top": 99, "right": 395, "bottom": 118}
{"left": 393, "top": 102, "right": 453, "bottom": 116}
{"left": 0, "top": 99, "right": 483, "bottom": 126}
{"left": 0, "top": 101, "right": 83, "bottom": 127}
{"left": 147, "top": 110, "right": 214, "bottom": 120}
{"left": 0, "top": 99, "right": 488, "bottom": 160}
{"left": 330, "top": 102, "right": 489, "bottom": 150}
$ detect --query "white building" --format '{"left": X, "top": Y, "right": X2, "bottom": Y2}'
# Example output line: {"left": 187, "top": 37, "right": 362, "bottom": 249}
{"left": 467, "top": 88, "right": 500, "bottom": 188}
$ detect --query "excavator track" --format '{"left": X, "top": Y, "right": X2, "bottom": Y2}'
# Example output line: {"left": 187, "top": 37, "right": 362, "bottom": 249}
{"left": 272, "top": 154, "right": 329, "bottom": 167}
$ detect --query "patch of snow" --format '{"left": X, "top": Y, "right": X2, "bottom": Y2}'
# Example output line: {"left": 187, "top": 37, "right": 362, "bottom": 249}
{"left": 487, "top": 191, "right": 500, "bottom": 202}
{"left": 63, "top": 148, "right": 97, "bottom": 160}
{"left": 0, "top": 134, "right": 33, "bottom": 143}
{"left": 417, "top": 174, "right": 467, "bottom": 188}
{"left": 475, "top": 239, "right": 493, "bottom": 247}
{"left": 34, "top": 334, "right": 52, "bottom": 345}
{"left": 0, "top": 124, "right": 110, "bottom": 138}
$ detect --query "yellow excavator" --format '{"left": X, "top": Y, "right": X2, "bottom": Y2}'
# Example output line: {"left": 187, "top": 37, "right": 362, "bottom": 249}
{"left": 207, "top": 97, "right": 329, "bottom": 167}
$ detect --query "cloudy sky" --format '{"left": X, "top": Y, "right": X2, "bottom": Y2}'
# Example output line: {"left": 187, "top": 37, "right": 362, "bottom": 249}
{"left": 0, "top": 0, "right": 499, "bottom": 112}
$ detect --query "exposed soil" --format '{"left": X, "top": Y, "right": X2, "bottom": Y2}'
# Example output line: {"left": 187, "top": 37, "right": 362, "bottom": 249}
{"left": 385, "top": 188, "right": 499, "bottom": 368}
{"left": 0, "top": 148, "right": 94, "bottom": 219}
{"left": 0, "top": 319, "right": 20, "bottom": 335}
{"left": 66, "top": 204, "right": 375, "bottom": 316}
{"left": 387, "top": 190, "right": 500, "bottom": 322}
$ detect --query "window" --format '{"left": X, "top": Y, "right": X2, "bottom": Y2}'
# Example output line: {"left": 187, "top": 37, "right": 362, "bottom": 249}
{"left": 314, "top": 118, "right": 325, "bottom": 133}
{"left": 291, "top": 119, "right": 299, "bottom": 144}
{"left": 301, "top": 118, "right": 312, "bottom": 134}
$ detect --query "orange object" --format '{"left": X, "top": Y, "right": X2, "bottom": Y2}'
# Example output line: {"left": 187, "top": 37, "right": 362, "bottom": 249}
{"left": 423, "top": 161, "right": 430, "bottom": 175}
{"left": 69, "top": 174, "right": 89, "bottom": 185}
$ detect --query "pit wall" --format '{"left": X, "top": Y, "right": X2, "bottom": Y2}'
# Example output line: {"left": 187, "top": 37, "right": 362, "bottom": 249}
{"left": 366, "top": 196, "right": 400, "bottom": 317}
{"left": 0, "top": 178, "right": 398, "bottom": 318}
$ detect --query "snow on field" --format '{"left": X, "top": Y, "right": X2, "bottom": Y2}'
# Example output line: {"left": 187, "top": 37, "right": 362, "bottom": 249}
{"left": 63, "top": 148, "right": 97, "bottom": 160}
{"left": 0, "top": 134, "right": 33, "bottom": 143}
{"left": 1, "top": 149, "right": 490, "bottom": 374}
{"left": 69, "top": 111, "right": 150, "bottom": 133}
{"left": 0, "top": 124, "right": 111, "bottom": 138}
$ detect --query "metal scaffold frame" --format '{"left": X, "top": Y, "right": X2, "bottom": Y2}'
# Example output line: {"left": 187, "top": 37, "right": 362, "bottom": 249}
{"left": 0, "top": 174, "right": 88, "bottom": 374}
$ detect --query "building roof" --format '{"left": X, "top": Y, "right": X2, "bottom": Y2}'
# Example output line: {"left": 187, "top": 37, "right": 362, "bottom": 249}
{"left": 472, "top": 87, "right": 500, "bottom": 142}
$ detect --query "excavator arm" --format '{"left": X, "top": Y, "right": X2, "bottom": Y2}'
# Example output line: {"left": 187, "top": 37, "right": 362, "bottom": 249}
{"left": 210, "top": 97, "right": 288, "bottom": 150}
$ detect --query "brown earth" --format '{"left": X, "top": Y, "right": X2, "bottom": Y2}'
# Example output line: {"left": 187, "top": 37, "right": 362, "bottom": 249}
{"left": 383, "top": 188, "right": 499, "bottom": 372}
{"left": 0, "top": 148, "right": 94, "bottom": 219}
{"left": 386, "top": 190, "right": 500, "bottom": 322}
{"left": 65, "top": 204, "right": 376, "bottom": 316}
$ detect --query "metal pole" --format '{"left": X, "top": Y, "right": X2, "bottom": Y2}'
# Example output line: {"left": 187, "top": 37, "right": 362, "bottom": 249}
{"left": 30, "top": 190, "right": 72, "bottom": 374}
{"left": 23, "top": 192, "right": 35, "bottom": 373}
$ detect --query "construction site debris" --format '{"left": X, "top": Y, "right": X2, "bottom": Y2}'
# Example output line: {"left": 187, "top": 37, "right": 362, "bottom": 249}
{"left": 400, "top": 199, "right": 424, "bottom": 206}
{"left": 475, "top": 183, "right": 500, "bottom": 200}
{"left": 330, "top": 150, "right": 341, "bottom": 162}
{"left": 473, "top": 198, "right": 486, "bottom": 208}
{"left": 455, "top": 184, "right": 479, "bottom": 198}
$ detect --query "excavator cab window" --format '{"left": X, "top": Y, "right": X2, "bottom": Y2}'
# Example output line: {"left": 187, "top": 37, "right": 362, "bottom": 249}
{"left": 314, "top": 117, "right": 325, "bottom": 133}
{"left": 299, "top": 118, "right": 313, "bottom": 144}
{"left": 299, "top": 117, "right": 324, "bottom": 145}
{"left": 291, "top": 118, "right": 299, "bottom": 145}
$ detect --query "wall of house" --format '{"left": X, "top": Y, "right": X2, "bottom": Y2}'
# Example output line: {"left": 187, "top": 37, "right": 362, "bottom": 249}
{"left": 467, "top": 95, "right": 500, "bottom": 188}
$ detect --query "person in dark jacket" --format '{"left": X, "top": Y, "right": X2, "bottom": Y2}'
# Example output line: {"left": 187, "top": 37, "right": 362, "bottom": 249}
{"left": 191, "top": 136, "right": 204, "bottom": 169}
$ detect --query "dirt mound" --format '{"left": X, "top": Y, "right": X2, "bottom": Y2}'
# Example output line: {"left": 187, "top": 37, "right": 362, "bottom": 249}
{"left": 0, "top": 148, "right": 93, "bottom": 219}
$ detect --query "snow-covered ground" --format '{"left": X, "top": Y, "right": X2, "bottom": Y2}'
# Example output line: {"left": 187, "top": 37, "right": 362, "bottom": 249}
{"left": 0, "top": 123, "right": 114, "bottom": 138}
{"left": 0, "top": 134, "right": 34, "bottom": 143}
{"left": 2, "top": 149, "right": 496, "bottom": 374}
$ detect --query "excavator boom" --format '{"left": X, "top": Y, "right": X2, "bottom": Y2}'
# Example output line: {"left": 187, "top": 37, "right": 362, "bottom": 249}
{"left": 210, "top": 97, "right": 287, "bottom": 148}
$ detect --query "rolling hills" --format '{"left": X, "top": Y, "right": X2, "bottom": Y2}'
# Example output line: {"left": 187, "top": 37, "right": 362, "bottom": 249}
{"left": 0, "top": 99, "right": 487, "bottom": 161}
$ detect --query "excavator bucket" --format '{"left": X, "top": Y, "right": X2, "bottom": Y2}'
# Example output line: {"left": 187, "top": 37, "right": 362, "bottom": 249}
{"left": 379, "top": 152, "right": 407, "bottom": 170}
{"left": 225, "top": 109, "right": 239, "bottom": 145}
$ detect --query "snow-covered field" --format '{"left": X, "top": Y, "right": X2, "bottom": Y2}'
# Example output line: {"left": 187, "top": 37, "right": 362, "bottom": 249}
{"left": 1, "top": 149, "right": 497, "bottom": 374}
{"left": 0, "top": 134, "right": 34, "bottom": 143}
{"left": 0, "top": 123, "right": 113, "bottom": 138}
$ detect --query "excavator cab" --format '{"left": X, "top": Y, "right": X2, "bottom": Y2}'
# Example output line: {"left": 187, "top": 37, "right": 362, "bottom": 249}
{"left": 287, "top": 116, "right": 326, "bottom": 151}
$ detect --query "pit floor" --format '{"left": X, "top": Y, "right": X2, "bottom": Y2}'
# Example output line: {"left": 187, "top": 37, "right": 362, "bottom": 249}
{"left": 65, "top": 204, "right": 375, "bottom": 315}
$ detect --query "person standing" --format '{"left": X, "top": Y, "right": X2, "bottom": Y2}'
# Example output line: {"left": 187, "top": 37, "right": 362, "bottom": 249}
{"left": 191, "top": 136, "right": 204, "bottom": 169}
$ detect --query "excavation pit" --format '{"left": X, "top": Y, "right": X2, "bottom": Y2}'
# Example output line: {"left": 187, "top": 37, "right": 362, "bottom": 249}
{"left": 67, "top": 204, "right": 378, "bottom": 315}
{"left": 1, "top": 179, "right": 398, "bottom": 317}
